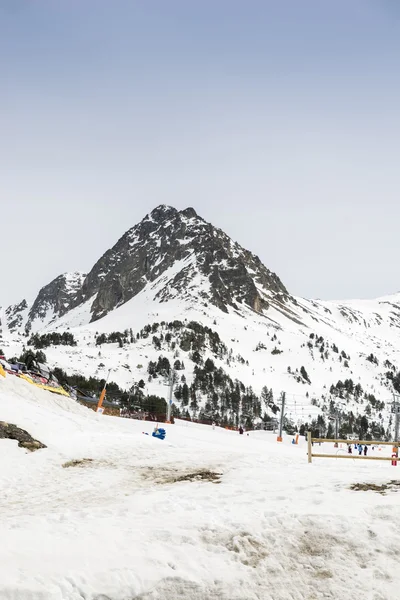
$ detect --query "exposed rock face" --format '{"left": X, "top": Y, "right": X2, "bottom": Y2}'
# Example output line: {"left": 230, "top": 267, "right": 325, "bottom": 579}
{"left": 74, "top": 205, "right": 288, "bottom": 321}
{"left": 4, "top": 273, "right": 86, "bottom": 334}
{"left": 3, "top": 206, "right": 288, "bottom": 328}
{"left": 5, "top": 299, "right": 29, "bottom": 333}
{"left": 25, "top": 271, "right": 85, "bottom": 332}
{"left": 0, "top": 421, "right": 46, "bottom": 451}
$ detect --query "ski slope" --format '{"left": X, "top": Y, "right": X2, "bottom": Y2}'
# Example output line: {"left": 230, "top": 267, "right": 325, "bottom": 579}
{"left": 1, "top": 375, "right": 399, "bottom": 600}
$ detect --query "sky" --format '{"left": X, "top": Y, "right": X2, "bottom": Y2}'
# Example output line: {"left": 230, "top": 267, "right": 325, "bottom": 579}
{"left": 1, "top": 0, "right": 400, "bottom": 306}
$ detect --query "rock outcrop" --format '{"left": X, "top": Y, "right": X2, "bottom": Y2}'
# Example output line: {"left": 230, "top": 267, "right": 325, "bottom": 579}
{"left": 26, "top": 272, "right": 85, "bottom": 332}
{"left": 5, "top": 299, "right": 29, "bottom": 333}
{"left": 0, "top": 421, "right": 47, "bottom": 451}
{"left": 4, "top": 272, "right": 86, "bottom": 334}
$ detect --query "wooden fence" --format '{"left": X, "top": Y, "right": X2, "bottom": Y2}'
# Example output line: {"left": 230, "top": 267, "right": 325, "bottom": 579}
{"left": 307, "top": 431, "right": 399, "bottom": 464}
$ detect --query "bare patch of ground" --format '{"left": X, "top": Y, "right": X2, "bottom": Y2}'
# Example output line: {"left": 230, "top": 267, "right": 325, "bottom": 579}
{"left": 138, "top": 466, "right": 222, "bottom": 485}
{"left": 62, "top": 458, "right": 94, "bottom": 468}
{"left": 166, "top": 469, "right": 221, "bottom": 484}
{"left": 350, "top": 481, "right": 400, "bottom": 495}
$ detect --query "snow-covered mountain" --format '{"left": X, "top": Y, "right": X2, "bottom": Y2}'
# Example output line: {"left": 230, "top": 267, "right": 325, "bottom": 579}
{"left": 1, "top": 205, "right": 400, "bottom": 436}
{"left": 2, "top": 271, "right": 86, "bottom": 335}
{"left": 71, "top": 204, "right": 289, "bottom": 322}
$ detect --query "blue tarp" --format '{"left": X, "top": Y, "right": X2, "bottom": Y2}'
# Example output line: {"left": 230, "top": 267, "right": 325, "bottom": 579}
{"left": 152, "top": 428, "right": 166, "bottom": 440}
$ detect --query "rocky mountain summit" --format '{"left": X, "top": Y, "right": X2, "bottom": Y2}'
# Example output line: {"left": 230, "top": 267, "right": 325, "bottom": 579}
{"left": 3, "top": 205, "right": 289, "bottom": 331}
{"left": 75, "top": 205, "right": 288, "bottom": 321}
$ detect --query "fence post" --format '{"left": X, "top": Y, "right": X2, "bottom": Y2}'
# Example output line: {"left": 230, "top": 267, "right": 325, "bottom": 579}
{"left": 307, "top": 431, "right": 312, "bottom": 463}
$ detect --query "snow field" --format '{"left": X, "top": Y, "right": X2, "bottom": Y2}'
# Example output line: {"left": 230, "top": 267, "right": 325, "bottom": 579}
{"left": 1, "top": 376, "right": 400, "bottom": 600}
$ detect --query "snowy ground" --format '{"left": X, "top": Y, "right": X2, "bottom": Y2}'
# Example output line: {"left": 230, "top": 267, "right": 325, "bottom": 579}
{"left": 1, "top": 375, "right": 400, "bottom": 600}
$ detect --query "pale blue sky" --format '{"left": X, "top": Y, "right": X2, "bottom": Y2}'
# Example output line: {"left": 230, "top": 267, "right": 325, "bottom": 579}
{"left": 1, "top": 1, "right": 399, "bottom": 305}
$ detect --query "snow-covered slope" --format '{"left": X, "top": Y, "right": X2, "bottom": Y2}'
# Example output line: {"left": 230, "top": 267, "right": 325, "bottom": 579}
{"left": 1, "top": 206, "right": 400, "bottom": 436}
{"left": 1, "top": 374, "right": 399, "bottom": 600}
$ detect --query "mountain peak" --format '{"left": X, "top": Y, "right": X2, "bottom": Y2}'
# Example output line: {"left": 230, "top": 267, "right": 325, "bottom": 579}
{"left": 147, "top": 205, "right": 199, "bottom": 223}
{"left": 148, "top": 205, "right": 177, "bottom": 222}
{"left": 179, "top": 207, "right": 198, "bottom": 219}
{"left": 71, "top": 205, "right": 288, "bottom": 321}
{"left": 5, "top": 206, "right": 288, "bottom": 328}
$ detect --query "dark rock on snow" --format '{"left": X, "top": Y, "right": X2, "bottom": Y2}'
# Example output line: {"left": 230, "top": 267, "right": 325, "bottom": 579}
{"left": 0, "top": 421, "right": 47, "bottom": 452}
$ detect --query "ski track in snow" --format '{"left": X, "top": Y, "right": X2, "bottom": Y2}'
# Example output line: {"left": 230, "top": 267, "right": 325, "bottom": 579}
{"left": 1, "top": 375, "right": 400, "bottom": 600}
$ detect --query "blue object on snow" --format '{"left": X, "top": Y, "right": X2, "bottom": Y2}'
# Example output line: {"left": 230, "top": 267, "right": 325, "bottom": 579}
{"left": 152, "top": 428, "right": 166, "bottom": 440}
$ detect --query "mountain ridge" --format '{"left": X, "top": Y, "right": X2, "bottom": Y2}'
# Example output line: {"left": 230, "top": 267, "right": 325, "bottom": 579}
{"left": 1, "top": 205, "right": 400, "bottom": 438}
{"left": 3, "top": 205, "right": 289, "bottom": 332}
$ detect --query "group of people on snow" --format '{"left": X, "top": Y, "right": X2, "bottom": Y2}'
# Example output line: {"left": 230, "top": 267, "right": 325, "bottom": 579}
{"left": 348, "top": 443, "right": 369, "bottom": 456}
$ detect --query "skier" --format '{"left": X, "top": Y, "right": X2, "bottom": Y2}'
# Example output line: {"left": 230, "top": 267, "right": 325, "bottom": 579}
{"left": 358, "top": 443, "right": 362, "bottom": 455}
{"left": 212, "top": 421, "right": 215, "bottom": 430}
{"left": 364, "top": 445, "right": 368, "bottom": 456}
{"left": 239, "top": 426, "right": 244, "bottom": 435}
{"left": 348, "top": 445, "right": 352, "bottom": 454}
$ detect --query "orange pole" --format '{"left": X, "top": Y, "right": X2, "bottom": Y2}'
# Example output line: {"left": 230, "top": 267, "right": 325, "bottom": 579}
{"left": 96, "top": 369, "right": 111, "bottom": 413}
{"left": 97, "top": 387, "right": 107, "bottom": 412}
